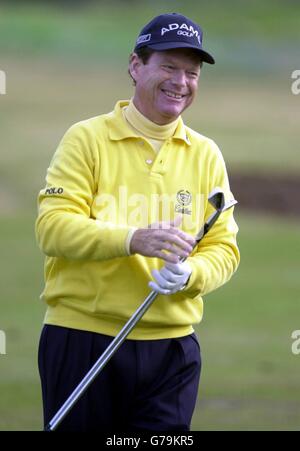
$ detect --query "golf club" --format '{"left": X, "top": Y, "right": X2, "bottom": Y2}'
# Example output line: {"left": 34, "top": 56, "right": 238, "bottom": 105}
{"left": 45, "top": 187, "right": 237, "bottom": 431}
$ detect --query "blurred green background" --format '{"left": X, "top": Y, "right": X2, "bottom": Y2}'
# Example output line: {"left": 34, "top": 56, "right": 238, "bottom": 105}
{"left": 0, "top": 0, "right": 299, "bottom": 431}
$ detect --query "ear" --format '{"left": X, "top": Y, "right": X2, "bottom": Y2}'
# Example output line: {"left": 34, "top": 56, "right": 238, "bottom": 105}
{"left": 129, "top": 53, "right": 143, "bottom": 82}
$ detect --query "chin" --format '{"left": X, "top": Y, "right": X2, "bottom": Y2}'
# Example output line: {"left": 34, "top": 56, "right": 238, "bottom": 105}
{"left": 160, "top": 106, "right": 183, "bottom": 121}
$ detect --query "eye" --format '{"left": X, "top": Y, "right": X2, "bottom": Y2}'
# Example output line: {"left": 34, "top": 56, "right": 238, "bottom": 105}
{"left": 162, "top": 64, "right": 174, "bottom": 71}
{"left": 187, "top": 71, "right": 199, "bottom": 79}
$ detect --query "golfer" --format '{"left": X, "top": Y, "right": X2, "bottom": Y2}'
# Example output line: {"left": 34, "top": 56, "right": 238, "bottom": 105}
{"left": 36, "top": 13, "right": 240, "bottom": 431}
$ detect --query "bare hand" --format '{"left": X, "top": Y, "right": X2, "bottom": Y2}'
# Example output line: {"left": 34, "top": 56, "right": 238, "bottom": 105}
{"left": 129, "top": 216, "right": 196, "bottom": 263}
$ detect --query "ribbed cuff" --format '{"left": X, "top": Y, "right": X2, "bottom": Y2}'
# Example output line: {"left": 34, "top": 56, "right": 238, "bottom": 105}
{"left": 184, "top": 257, "right": 206, "bottom": 298}
{"left": 125, "top": 227, "right": 138, "bottom": 255}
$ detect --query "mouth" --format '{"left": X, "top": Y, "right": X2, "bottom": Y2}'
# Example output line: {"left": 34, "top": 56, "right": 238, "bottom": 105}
{"left": 161, "top": 89, "right": 186, "bottom": 100}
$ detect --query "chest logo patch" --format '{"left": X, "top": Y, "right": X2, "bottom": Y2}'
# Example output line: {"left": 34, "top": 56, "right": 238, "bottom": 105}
{"left": 175, "top": 190, "right": 192, "bottom": 215}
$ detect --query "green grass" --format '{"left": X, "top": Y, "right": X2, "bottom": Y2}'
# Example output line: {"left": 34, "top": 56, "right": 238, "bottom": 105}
{"left": 0, "top": 216, "right": 44, "bottom": 430}
{"left": 0, "top": 0, "right": 299, "bottom": 77}
{"left": 191, "top": 212, "right": 300, "bottom": 431}
{"left": 1, "top": 0, "right": 299, "bottom": 54}
{"left": 0, "top": 213, "right": 299, "bottom": 430}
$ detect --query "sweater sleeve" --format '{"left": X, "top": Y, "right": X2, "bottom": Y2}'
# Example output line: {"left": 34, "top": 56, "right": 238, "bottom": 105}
{"left": 184, "top": 141, "right": 240, "bottom": 298}
{"left": 35, "top": 123, "right": 133, "bottom": 261}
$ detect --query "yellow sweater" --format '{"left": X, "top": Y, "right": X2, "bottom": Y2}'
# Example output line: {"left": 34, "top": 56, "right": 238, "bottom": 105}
{"left": 36, "top": 100, "right": 240, "bottom": 339}
{"left": 122, "top": 99, "right": 179, "bottom": 252}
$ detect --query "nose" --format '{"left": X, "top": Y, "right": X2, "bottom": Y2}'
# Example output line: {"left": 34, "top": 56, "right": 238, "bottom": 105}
{"left": 171, "top": 70, "right": 187, "bottom": 88}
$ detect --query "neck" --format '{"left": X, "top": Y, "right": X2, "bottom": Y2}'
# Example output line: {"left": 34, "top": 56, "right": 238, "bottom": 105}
{"left": 132, "top": 97, "right": 178, "bottom": 126}
{"left": 124, "top": 99, "right": 179, "bottom": 140}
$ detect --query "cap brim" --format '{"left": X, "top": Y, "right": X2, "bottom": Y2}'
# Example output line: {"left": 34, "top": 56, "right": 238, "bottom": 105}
{"left": 146, "top": 42, "right": 215, "bottom": 64}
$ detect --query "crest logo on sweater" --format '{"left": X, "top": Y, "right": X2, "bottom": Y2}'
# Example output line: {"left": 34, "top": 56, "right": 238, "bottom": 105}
{"left": 175, "top": 190, "right": 192, "bottom": 215}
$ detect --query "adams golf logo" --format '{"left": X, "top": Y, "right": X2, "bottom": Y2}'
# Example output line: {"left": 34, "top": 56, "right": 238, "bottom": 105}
{"left": 161, "top": 23, "right": 202, "bottom": 44}
{"left": 0, "top": 330, "right": 6, "bottom": 355}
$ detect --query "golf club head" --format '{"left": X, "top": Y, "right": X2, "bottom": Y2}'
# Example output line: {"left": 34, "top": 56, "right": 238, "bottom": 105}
{"left": 194, "top": 188, "right": 238, "bottom": 244}
{"left": 222, "top": 198, "right": 238, "bottom": 211}
{"left": 208, "top": 187, "right": 225, "bottom": 211}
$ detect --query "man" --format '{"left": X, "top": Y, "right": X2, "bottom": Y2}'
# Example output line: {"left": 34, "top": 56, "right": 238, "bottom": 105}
{"left": 36, "top": 13, "right": 240, "bottom": 431}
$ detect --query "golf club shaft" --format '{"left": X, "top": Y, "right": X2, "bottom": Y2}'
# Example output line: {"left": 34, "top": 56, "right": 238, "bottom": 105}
{"left": 45, "top": 204, "right": 231, "bottom": 431}
{"left": 45, "top": 288, "right": 159, "bottom": 431}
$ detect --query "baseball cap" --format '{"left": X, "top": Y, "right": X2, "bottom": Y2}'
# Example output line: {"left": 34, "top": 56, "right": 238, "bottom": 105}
{"left": 134, "top": 13, "right": 215, "bottom": 64}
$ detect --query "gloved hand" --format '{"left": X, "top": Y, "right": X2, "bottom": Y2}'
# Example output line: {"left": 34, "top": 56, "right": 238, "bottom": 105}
{"left": 148, "top": 261, "right": 192, "bottom": 295}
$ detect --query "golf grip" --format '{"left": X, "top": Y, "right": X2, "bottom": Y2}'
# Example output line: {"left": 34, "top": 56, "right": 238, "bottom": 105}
{"left": 45, "top": 208, "right": 223, "bottom": 431}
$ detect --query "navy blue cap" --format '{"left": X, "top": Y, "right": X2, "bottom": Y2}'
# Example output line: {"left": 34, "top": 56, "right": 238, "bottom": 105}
{"left": 134, "top": 13, "right": 215, "bottom": 64}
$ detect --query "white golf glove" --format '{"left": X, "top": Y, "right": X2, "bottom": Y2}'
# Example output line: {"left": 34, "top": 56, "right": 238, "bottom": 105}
{"left": 149, "top": 261, "right": 192, "bottom": 295}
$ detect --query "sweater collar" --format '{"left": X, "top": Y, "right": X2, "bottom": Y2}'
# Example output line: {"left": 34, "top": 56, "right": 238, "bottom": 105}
{"left": 107, "top": 100, "right": 191, "bottom": 146}
{"left": 124, "top": 99, "right": 179, "bottom": 140}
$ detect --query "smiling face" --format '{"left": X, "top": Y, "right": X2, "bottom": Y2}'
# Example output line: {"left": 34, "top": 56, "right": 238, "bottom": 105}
{"left": 129, "top": 48, "right": 201, "bottom": 125}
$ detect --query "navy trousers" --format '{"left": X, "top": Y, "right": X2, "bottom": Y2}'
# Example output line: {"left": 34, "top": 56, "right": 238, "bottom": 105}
{"left": 38, "top": 325, "right": 201, "bottom": 431}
